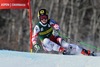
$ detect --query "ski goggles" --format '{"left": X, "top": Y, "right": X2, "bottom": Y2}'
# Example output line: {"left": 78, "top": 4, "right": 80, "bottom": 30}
{"left": 40, "top": 15, "right": 48, "bottom": 20}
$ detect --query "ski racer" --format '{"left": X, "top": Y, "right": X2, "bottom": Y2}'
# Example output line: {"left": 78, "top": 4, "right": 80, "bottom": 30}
{"left": 32, "top": 9, "right": 94, "bottom": 56}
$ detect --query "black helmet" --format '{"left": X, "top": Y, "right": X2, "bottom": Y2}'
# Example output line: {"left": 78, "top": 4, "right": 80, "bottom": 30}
{"left": 38, "top": 9, "right": 48, "bottom": 20}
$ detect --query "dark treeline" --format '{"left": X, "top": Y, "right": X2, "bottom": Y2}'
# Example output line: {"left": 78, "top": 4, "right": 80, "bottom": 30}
{"left": 0, "top": 0, "right": 100, "bottom": 52}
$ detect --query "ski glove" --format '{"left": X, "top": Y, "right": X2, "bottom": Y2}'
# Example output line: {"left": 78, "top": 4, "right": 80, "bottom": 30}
{"left": 34, "top": 44, "right": 40, "bottom": 52}
{"left": 53, "top": 30, "right": 60, "bottom": 37}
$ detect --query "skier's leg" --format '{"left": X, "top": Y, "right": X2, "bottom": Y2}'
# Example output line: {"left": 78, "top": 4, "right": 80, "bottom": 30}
{"left": 69, "top": 44, "right": 82, "bottom": 55}
{"left": 42, "top": 38, "right": 65, "bottom": 53}
{"left": 56, "top": 38, "right": 75, "bottom": 54}
{"left": 60, "top": 40, "right": 82, "bottom": 55}
{"left": 60, "top": 40, "right": 92, "bottom": 55}
{"left": 68, "top": 44, "right": 93, "bottom": 55}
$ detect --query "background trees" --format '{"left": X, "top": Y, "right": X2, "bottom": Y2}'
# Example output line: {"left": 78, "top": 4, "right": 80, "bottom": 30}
{"left": 0, "top": 0, "right": 100, "bottom": 52}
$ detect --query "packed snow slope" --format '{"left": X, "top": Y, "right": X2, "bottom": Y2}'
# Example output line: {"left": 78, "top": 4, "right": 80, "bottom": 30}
{"left": 0, "top": 50, "right": 100, "bottom": 67}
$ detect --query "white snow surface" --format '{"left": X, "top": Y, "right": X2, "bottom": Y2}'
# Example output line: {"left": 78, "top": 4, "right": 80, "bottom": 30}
{"left": 0, "top": 50, "right": 100, "bottom": 67}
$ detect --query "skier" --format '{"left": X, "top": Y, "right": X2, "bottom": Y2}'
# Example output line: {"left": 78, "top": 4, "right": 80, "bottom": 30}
{"left": 32, "top": 9, "right": 94, "bottom": 56}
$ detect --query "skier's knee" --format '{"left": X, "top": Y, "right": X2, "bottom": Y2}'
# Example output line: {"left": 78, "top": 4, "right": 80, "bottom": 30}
{"left": 61, "top": 40, "right": 69, "bottom": 48}
{"left": 42, "top": 38, "right": 50, "bottom": 46}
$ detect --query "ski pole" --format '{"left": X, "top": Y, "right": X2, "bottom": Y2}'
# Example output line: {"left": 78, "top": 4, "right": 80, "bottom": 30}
{"left": 58, "top": 31, "right": 100, "bottom": 51}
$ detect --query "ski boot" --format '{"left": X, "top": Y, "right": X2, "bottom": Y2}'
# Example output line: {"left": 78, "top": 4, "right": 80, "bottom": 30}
{"left": 59, "top": 47, "right": 70, "bottom": 55}
{"left": 81, "top": 49, "right": 91, "bottom": 55}
{"left": 81, "top": 49, "right": 96, "bottom": 56}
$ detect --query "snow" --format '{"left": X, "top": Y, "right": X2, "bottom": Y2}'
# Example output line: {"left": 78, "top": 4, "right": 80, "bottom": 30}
{"left": 0, "top": 50, "right": 100, "bottom": 67}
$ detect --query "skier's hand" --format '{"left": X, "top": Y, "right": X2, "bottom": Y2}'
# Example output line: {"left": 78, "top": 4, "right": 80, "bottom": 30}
{"left": 34, "top": 44, "right": 40, "bottom": 52}
{"left": 53, "top": 24, "right": 60, "bottom": 30}
{"left": 52, "top": 30, "right": 60, "bottom": 37}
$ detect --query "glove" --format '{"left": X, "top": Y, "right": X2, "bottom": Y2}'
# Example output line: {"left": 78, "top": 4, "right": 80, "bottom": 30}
{"left": 53, "top": 24, "right": 60, "bottom": 30}
{"left": 53, "top": 30, "right": 60, "bottom": 36}
{"left": 34, "top": 44, "right": 40, "bottom": 52}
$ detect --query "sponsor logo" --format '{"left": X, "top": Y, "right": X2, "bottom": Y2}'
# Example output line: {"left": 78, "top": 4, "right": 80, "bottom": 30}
{"left": 39, "top": 28, "right": 53, "bottom": 35}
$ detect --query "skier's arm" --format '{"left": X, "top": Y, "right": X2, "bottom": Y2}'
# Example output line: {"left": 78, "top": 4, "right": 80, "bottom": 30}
{"left": 32, "top": 25, "right": 40, "bottom": 51}
{"left": 49, "top": 19, "right": 60, "bottom": 36}
{"left": 49, "top": 19, "right": 60, "bottom": 31}
{"left": 32, "top": 25, "right": 39, "bottom": 45}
